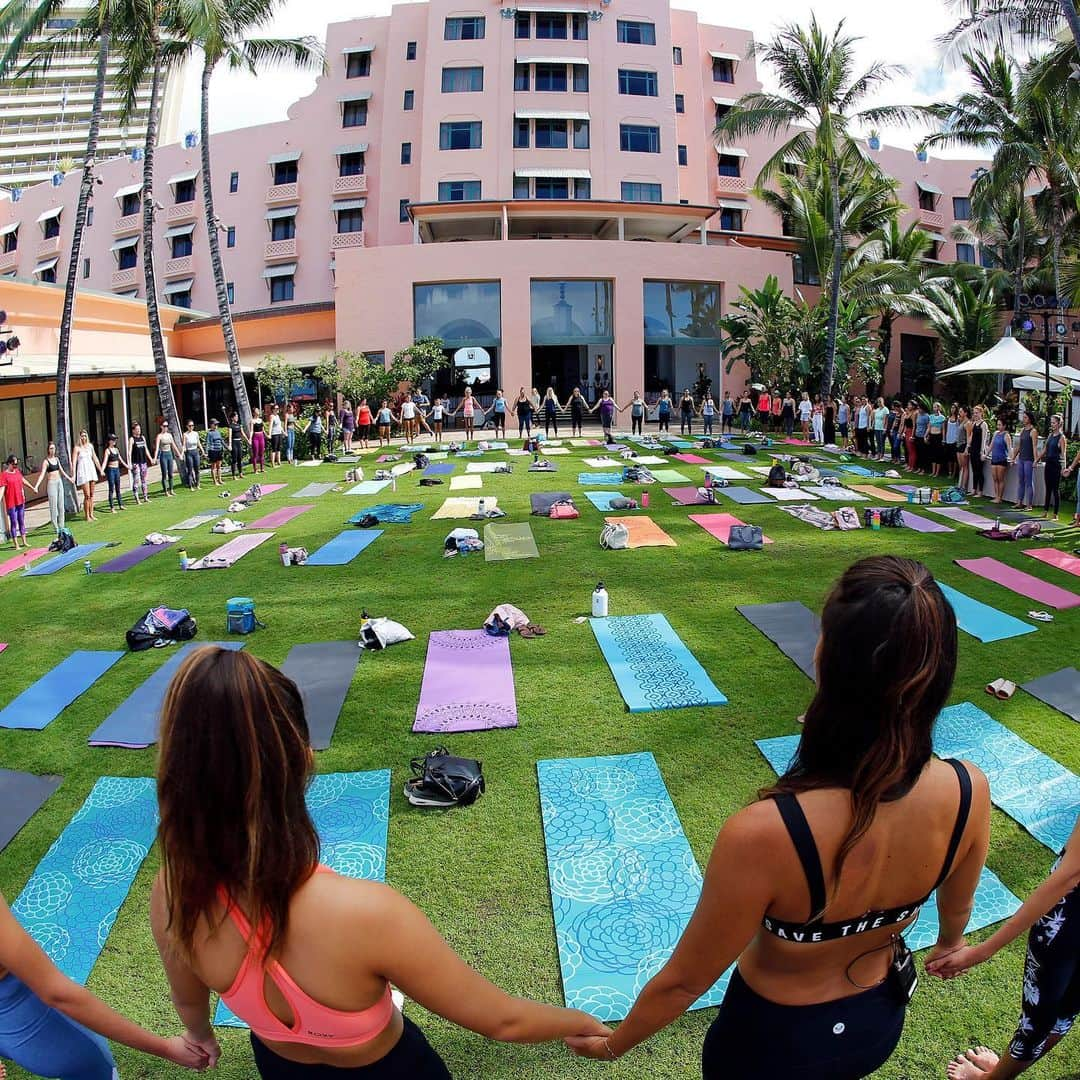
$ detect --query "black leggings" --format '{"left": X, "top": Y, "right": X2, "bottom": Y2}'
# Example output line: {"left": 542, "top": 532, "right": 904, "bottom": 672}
{"left": 702, "top": 969, "right": 905, "bottom": 1080}
{"left": 632, "top": 414, "right": 643, "bottom": 435}
{"left": 970, "top": 451, "right": 984, "bottom": 494}
{"left": 681, "top": 411, "right": 693, "bottom": 435}
{"left": 1045, "top": 459, "right": 1062, "bottom": 515}
{"left": 230, "top": 442, "right": 244, "bottom": 477}
{"left": 250, "top": 1019, "right": 451, "bottom": 1079}
{"left": 544, "top": 412, "right": 558, "bottom": 437}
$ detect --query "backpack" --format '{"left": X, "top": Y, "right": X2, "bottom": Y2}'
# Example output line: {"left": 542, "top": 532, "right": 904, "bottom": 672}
{"left": 600, "top": 522, "right": 630, "bottom": 550}
{"left": 356, "top": 513, "right": 380, "bottom": 529}
{"left": 50, "top": 527, "right": 76, "bottom": 553}
{"left": 405, "top": 748, "right": 485, "bottom": 808}
{"left": 742, "top": 444, "right": 758, "bottom": 456}
{"left": 833, "top": 507, "right": 861, "bottom": 531}
{"left": 414, "top": 453, "right": 430, "bottom": 470}
{"left": 940, "top": 486, "right": 966, "bottom": 505}
{"left": 696, "top": 487, "right": 717, "bottom": 504}
{"left": 419, "top": 477, "right": 443, "bottom": 486}
{"left": 867, "top": 507, "right": 905, "bottom": 528}
{"left": 767, "top": 464, "right": 787, "bottom": 487}
{"left": 126, "top": 606, "right": 197, "bottom": 651}
{"left": 608, "top": 497, "right": 638, "bottom": 510}
{"left": 549, "top": 500, "right": 579, "bottom": 519}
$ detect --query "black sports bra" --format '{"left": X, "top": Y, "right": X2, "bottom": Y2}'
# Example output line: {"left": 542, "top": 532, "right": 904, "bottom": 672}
{"left": 46, "top": 458, "right": 60, "bottom": 472}
{"left": 761, "top": 759, "right": 972, "bottom": 943}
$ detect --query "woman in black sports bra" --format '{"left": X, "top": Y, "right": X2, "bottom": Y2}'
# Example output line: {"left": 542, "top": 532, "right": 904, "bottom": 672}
{"left": 567, "top": 556, "right": 991, "bottom": 1079}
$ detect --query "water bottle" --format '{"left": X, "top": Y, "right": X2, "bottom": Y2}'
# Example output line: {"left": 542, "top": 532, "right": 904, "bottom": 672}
{"left": 478, "top": 497, "right": 486, "bottom": 515}
{"left": 279, "top": 541, "right": 290, "bottom": 567}
{"left": 391, "top": 473, "right": 397, "bottom": 492}
{"left": 641, "top": 489, "right": 649, "bottom": 508}
{"left": 994, "top": 517, "right": 1001, "bottom": 532}
{"left": 84, "top": 559, "right": 93, "bottom": 575}
{"left": 178, "top": 547, "right": 187, "bottom": 568}
{"left": 705, "top": 471, "right": 713, "bottom": 489}
{"left": 872, "top": 509, "right": 881, "bottom": 531}
{"left": 592, "top": 582, "right": 609, "bottom": 618}
{"left": 907, "top": 490, "right": 915, "bottom": 504}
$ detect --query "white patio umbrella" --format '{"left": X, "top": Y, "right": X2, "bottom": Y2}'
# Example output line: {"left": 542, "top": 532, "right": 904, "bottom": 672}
{"left": 937, "top": 333, "right": 1050, "bottom": 378}
{"left": 1013, "top": 371, "right": 1080, "bottom": 391}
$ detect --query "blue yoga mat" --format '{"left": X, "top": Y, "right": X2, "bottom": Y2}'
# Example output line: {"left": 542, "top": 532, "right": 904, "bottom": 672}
{"left": 583, "top": 491, "right": 639, "bottom": 512}
{"left": 538, "top": 752, "right": 729, "bottom": 1021}
{"left": 88, "top": 642, "right": 245, "bottom": 748}
{"left": 838, "top": 464, "right": 882, "bottom": 478}
{"left": 11, "top": 776, "right": 158, "bottom": 983}
{"left": 938, "top": 582, "right": 1037, "bottom": 643}
{"left": 345, "top": 480, "right": 391, "bottom": 496}
{"left": 0, "top": 650, "right": 125, "bottom": 730}
{"left": 22, "top": 543, "right": 110, "bottom": 577}
{"left": 754, "top": 734, "right": 1022, "bottom": 949}
{"left": 578, "top": 472, "right": 624, "bottom": 486}
{"left": 424, "top": 462, "right": 455, "bottom": 476}
{"left": 590, "top": 614, "right": 726, "bottom": 712}
{"left": 306, "top": 529, "right": 382, "bottom": 565}
{"left": 347, "top": 503, "right": 423, "bottom": 524}
{"left": 717, "top": 486, "right": 771, "bottom": 505}
{"left": 215, "top": 768, "right": 391, "bottom": 1027}
{"left": 935, "top": 702, "right": 1079, "bottom": 854}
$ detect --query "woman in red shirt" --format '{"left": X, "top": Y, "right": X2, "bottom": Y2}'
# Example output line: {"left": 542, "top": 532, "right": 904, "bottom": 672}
{"left": 1, "top": 455, "right": 35, "bottom": 549}
{"left": 756, "top": 389, "right": 771, "bottom": 431}
{"left": 356, "top": 398, "right": 373, "bottom": 451}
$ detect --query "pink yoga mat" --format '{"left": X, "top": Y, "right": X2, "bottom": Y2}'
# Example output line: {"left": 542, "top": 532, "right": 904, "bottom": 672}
{"left": 955, "top": 556, "right": 1080, "bottom": 609}
{"left": 248, "top": 504, "right": 313, "bottom": 529}
{"left": 665, "top": 486, "right": 710, "bottom": 506}
{"left": 186, "top": 531, "right": 275, "bottom": 570}
{"left": 689, "top": 513, "right": 773, "bottom": 545}
{"left": 672, "top": 453, "right": 709, "bottom": 465}
{"left": 0, "top": 548, "right": 49, "bottom": 578}
{"left": 413, "top": 630, "right": 518, "bottom": 733}
{"left": 1024, "top": 548, "right": 1080, "bottom": 579}
{"left": 239, "top": 482, "right": 287, "bottom": 503}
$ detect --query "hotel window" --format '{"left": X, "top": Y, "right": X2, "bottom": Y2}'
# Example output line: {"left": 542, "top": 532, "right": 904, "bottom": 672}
{"left": 513, "top": 176, "right": 530, "bottom": 199}
{"left": 342, "top": 100, "right": 368, "bottom": 127}
{"left": 917, "top": 186, "right": 937, "bottom": 211}
{"left": 621, "top": 181, "right": 662, "bottom": 202}
{"left": 715, "top": 102, "right": 732, "bottom": 124}
{"left": 399, "top": 198, "right": 410, "bottom": 222}
{"left": 792, "top": 254, "right": 820, "bottom": 285}
{"left": 515, "top": 11, "right": 530, "bottom": 37}
{"left": 717, "top": 153, "right": 741, "bottom": 177}
{"left": 171, "top": 286, "right": 193, "bottom": 309}
{"left": 535, "top": 119, "right": 568, "bottom": 149}
{"left": 514, "top": 119, "right": 530, "bottom": 148}
{"left": 82, "top": 257, "right": 90, "bottom": 278}
{"left": 86, "top": 206, "right": 93, "bottom": 226}
{"left": 39, "top": 264, "right": 57, "bottom": 283}
{"left": 174, "top": 178, "right": 196, "bottom": 203}
{"left": 712, "top": 57, "right": 735, "bottom": 83}
{"left": 121, "top": 192, "right": 140, "bottom": 216}
{"left": 720, "top": 207, "right": 744, "bottom": 230}
{"left": 171, "top": 231, "right": 193, "bottom": 258}
{"left": 674, "top": 93, "right": 684, "bottom": 113}
{"left": 400, "top": 142, "right": 412, "bottom": 164}
{"left": 270, "top": 275, "right": 294, "bottom": 303}
{"left": 535, "top": 12, "right": 566, "bottom": 39}
{"left": 573, "top": 119, "right": 590, "bottom": 149}
{"left": 439, "top": 121, "right": 482, "bottom": 149}
{"left": 336, "top": 206, "right": 364, "bottom": 232}
{"left": 956, "top": 242, "right": 976, "bottom": 264}
{"left": 339, "top": 151, "right": 365, "bottom": 176}
{"left": 229, "top": 171, "right": 239, "bottom": 193}
{"left": 346, "top": 52, "right": 371, "bottom": 78}
{"left": 574, "top": 177, "right": 591, "bottom": 199}
{"left": 573, "top": 64, "right": 589, "bottom": 92}
{"left": 270, "top": 211, "right": 296, "bottom": 241}
{"left": 928, "top": 240, "right": 942, "bottom": 260}
{"left": 2, "top": 227, "right": 17, "bottom": 254}
{"left": 403, "top": 89, "right": 415, "bottom": 110}
{"left": 953, "top": 196, "right": 971, "bottom": 220}
{"left": 535, "top": 63, "right": 567, "bottom": 92}
{"left": 406, "top": 40, "right": 417, "bottom": 59}
{"left": 677, "top": 144, "right": 687, "bottom": 166}
{"left": 617, "top": 19, "right": 655, "bottom": 44}
{"left": 514, "top": 63, "right": 530, "bottom": 90}
{"left": 618, "top": 69, "right": 658, "bottom": 96}
{"left": 672, "top": 45, "right": 683, "bottom": 64}
{"left": 43, "top": 216, "right": 60, "bottom": 240}
{"left": 438, "top": 180, "right": 481, "bottom": 202}
{"left": 226, "top": 282, "right": 234, "bottom": 304}
{"left": 116, "top": 241, "right": 138, "bottom": 270}
{"left": 274, "top": 159, "right": 299, "bottom": 184}
{"left": 535, "top": 177, "right": 569, "bottom": 199}
{"left": 620, "top": 124, "right": 660, "bottom": 153}
{"left": 226, "top": 226, "right": 236, "bottom": 248}
{"left": 572, "top": 13, "right": 588, "bottom": 39}
{"left": 444, "top": 16, "right": 484, "bottom": 39}
{"left": 442, "top": 66, "right": 483, "bottom": 92}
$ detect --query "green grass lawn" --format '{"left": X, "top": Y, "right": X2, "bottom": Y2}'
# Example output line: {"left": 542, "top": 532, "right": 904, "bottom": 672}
{"left": 1, "top": 437, "right": 1078, "bottom": 1079}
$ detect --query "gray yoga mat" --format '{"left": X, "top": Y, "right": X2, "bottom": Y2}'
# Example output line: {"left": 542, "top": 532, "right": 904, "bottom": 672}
{"left": 280, "top": 642, "right": 360, "bottom": 750}
{"left": 1022, "top": 668, "right": 1080, "bottom": 723}
{"left": 737, "top": 602, "right": 820, "bottom": 680}
{"left": 717, "top": 486, "right": 772, "bottom": 505}
{"left": 0, "top": 769, "right": 62, "bottom": 851}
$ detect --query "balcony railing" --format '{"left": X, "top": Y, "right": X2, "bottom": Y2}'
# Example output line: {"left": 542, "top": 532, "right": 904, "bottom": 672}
{"left": 113, "top": 213, "right": 141, "bottom": 235}
{"left": 163, "top": 255, "right": 193, "bottom": 277}
{"left": 166, "top": 202, "right": 197, "bottom": 223}
{"left": 111, "top": 267, "right": 138, "bottom": 289}
{"left": 917, "top": 207, "right": 944, "bottom": 229}
{"left": 333, "top": 173, "right": 368, "bottom": 196}
{"left": 0, "top": 250, "right": 17, "bottom": 274}
{"left": 37, "top": 235, "right": 61, "bottom": 257}
{"left": 715, "top": 175, "right": 748, "bottom": 196}
{"left": 264, "top": 238, "right": 297, "bottom": 260}
{"left": 266, "top": 181, "right": 300, "bottom": 203}
{"left": 330, "top": 231, "right": 365, "bottom": 250}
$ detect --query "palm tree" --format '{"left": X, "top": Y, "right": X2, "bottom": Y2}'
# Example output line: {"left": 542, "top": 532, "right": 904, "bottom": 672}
{"left": 922, "top": 276, "right": 1002, "bottom": 406}
{"left": 944, "top": 0, "right": 1080, "bottom": 55}
{"left": 715, "top": 16, "right": 915, "bottom": 396}
{"left": 188, "top": 0, "right": 322, "bottom": 429}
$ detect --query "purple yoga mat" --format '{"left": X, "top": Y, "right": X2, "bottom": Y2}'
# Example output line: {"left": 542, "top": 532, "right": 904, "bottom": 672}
{"left": 955, "top": 557, "right": 1080, "bottom": 609}
{"left": 664, "top": 486, "right": 709, "bottom": 506}
{"left": 869, "top": 508, "right": 954, "bottom": 534}
{"left": 926, "top": 506, "right": 997, "bottom": 528}
{"left": 247, "top": 505, "right": 313, "bottom": 529}
{"left": 413, "top": 630, "right": 518, "bottom": 733}
{"left": 95, "top": 542, "right": 174, "bottom": 574}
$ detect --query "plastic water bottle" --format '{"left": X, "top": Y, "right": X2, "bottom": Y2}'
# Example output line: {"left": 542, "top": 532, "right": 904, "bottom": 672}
{"left": 994, "top": 516, "right": 1001, "bottom": 532}
{"left": 641, "top": 490, "right": 649, "bottom": 508}
{"left": 84, "top": 559, "right": 93, "bottom": 575}
{"left": 592, "top": 582, "right": 609, "bottom": 618}
{"left": 178, "top": 547, "right": 187, "bottom": 568}
{"left": 872, "top": 509, "right": 881, "bottom": 531}
{"left": 907, "top": 490, "right": 915, "bottom": 504}
{"left": 478, "top": 497, "right": 486, "bottom": 516}
{"left": 279, "top": 542, "right": 290, "bottom": 567}
{"left": 705, "top": 471, "right": 713, "bottom": 489}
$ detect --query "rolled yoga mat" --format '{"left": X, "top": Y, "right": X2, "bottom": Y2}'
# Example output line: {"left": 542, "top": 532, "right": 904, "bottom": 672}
{"left": 754, "top": 732, "right": 1022, "bottom": 950}
{"left": 95, "top": 542, "right": 174, "bottom": 574}
{"left": 0, "top": 769, "right": 62, "bottom": 852}
{"left": 293, "top": 482, "right": 337, "bottom": 499}
{"left": 215, "top": 768, "right": 391, "bottom": 1027}
{"left": 1024, "top": 548, "right": 1080, "bottom": 578}
{"left": 186, "top": 531, "right": 275, "bottom": 570}
{"left": 88, "top": 642, "right": 245, "bottom": 748}
{"left": 689, "top": 513, "right": 773, "bottom": 546}
{"left": 280, "top": 642, "right": 361, "bottom": 750}
{"left": 22, "top": 543, "right": 110, "bottom": 576}
{"left": 590, "top": 613, "right": 726, "bottom": 712}
{"left": 538, "top": 751, "right": 730, "bottom": 1020}
{"left": 305, "top": 529, "right": 382, "bottom": 566}
{"left": 413, "top": 630, "right": 518, "bottom": 733}
{"left": 484, "top": 522, "right": 539, "bottom": 561}
{"left": 347, "top": 503, "right": 423, "bottom": 524}
{"left": 170, "top": 510, "right": 224, "bottom": 530}
{"left": 531, "top": 492, "right": 574, "bottom": 515}
{"left": 955, "top": 556, "right": 1080, "bottom": 610}
{"left": 1022, "top": 668, "right": 1080, "bottom": 724}
{"left": 736, "top": 602, "right": 819, "bottom": 681}
{"left": 247, "top": 504, "right": 313, "bottom": 529}
{"left": 0, "top": 547, "right": 49, "bottom": 577}
{"left": 0, "top": 650, "right": 125, "bottom": 730}
{"left": 937, "top": 582, "right": 1037, "bottom": 643}
{"left": 934, "top": 701, "right": 1079, "bottom": 853}
{"left": 11, "top": 776, "right": 158, "bottom": 983}
{"left": 716, "top": 486, "right": 771, "bottom": 505}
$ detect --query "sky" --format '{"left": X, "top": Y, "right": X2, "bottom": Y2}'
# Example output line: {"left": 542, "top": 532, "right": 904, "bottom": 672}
{"left": 175, "top": 0, "right": 977, "bottom": 155}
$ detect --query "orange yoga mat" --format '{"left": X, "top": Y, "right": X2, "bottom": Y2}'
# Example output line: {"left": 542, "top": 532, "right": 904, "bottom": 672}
{"left": 846, "top": 484, "right": 906, "bottom": 502}
{"left": 604, "top": 515, "right": 677, "bottom": 548}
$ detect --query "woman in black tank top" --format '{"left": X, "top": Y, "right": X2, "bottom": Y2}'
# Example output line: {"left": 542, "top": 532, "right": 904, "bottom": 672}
{"left": 567, "top": 557, "right": 990, "bottom": 1080}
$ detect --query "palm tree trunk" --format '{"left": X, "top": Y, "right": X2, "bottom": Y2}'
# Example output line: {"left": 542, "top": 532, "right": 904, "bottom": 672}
{"left": 1013, "top": 191, "right": 1025, "bottom": 321}
{"left": 875, "top": 312, "right": 894, "bottom": 395}
{"left": 55, "top": 23, "right": 110, "bottom": 513}
{"left": 1060, "top": 0, "right": 1080, "bottom": 49}
{"left": 141, "top": 31, "right": 186, "bottom": 482}
{"left": 1051, "top": 186, "right": 1065, "bottom": 365}
{"left": 821, "top": 159, "right": 843, "bottom": 397}
{"left": 200, "top": 55, "right": 251, "bottom": 428}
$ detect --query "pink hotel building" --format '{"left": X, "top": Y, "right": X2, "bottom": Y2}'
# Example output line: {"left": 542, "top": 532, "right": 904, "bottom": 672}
{"left": 0, "top": 0, "right": 987, "bottom": 408}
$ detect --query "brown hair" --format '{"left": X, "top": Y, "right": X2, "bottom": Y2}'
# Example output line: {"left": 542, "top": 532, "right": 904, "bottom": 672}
{"left": 760, "top": 556, "right": 957, "bottom": 907}
{"left": 157, "top": 648, "right": 318, "bottom": 959}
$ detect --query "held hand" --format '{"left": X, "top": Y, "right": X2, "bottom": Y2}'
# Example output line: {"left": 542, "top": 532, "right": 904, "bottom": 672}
{"left": 181, "top": 1029, "right": 221, "bottom": 1068}
{"left": 923, "top": 940, "right": 965, "bottom": 976}
{"left": 926, "top": 944, "right": 985, "bottom": 980}
{"left": 565, "top": 1035, "right": 616, "bottom": 1059}
{"left": 161, "top": 1034, "right": 210, "bottom": 1070}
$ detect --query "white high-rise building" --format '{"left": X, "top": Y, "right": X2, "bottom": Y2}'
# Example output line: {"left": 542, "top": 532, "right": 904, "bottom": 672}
{"left": 0, "top": 1, "right": 185, "bottom": 189}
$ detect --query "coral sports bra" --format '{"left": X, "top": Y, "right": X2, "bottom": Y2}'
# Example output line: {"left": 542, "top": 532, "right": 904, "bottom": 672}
{"left": 762, "top": 759, "right": 972, "bottom": 943}
{"left": 218, "top": 866, "right": 394, "bottom": 1047}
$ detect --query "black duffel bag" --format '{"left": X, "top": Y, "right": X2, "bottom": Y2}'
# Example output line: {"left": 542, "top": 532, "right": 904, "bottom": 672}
{"left": 405, "top": 748, "right": 485, "bottom": 808}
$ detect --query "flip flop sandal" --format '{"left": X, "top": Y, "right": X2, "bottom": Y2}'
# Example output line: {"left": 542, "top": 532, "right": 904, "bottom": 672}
{"left": 986, "top": 678, "right": 1005, "bottom": 697}
{"left": 1028, "top": 610, "right": 1054, "bottom": 622}
{"left": 518, "top": 626, "right": 536, "bottom": 638}
{"left": 528, "top": 624, "right": 547, "bottom": 636}
{"left": 996, "top": 680, "right": 1016, "bottom": 699}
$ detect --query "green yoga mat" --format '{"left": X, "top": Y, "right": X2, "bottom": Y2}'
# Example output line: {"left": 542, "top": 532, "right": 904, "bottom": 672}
{"left": 484, "top": 522, "right": 539, "bottom": 561}
{"left": 649, "top": 469, "right": 692, "bottom": 484}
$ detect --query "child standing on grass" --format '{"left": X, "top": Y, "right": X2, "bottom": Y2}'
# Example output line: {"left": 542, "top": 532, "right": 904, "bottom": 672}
{"left": 1, "top": 456, "right": 33, "bottom": 549}
{"left": 376, "top": 399, "right": 393, "bottom": 447}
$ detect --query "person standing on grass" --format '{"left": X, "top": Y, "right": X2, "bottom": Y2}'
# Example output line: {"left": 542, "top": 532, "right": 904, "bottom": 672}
{"left": 399, "top": 393, "right": 421, "bottom": 445}
{"left": 227, "top": 411, "right": 248, "bottom": 477}
{"left": 72, "top": 429, "right": 103, "bottom": 520}
{"left": 429, "top": 398, "right": 447, "bottom": 444}
{"left": 771, "top": 389, "right": 783, "bottom": 433}
{"left": 656, "top": 389, "right": 674, "bottom": 434}
{"left": 945, "top": 404, "right": 960, "bottom": 479}
{"left": 756, "top": 386, "right": 771, "bottom": 430}
{"left": 738, "top": 389, "right": 753, "bottom": 434}
{"left": 871, "top": 397, "right": 888, "bottom": 460}
{"left": 285, "top": 403, "right": 298, "bottom": 464}
{"left": 955, "top": 406, "right": 971, "bottom": 493}
{"left": 324, "top": 401, "right": 338, "bottom": 456}
{"left": 592, "top": 390, "right": 622, "bottom": 441}
{"left": 205, "top": 420, "right": 225, "bottom": 486}
{"left": 913, "top": 402, "right": 930, "bottom": 474}
{"left": 32, "top": 441, "right": 73, "bottom": 535}
{"left": 928, "top": 815, "right": 1080, "bottom": 1080}
{"left": 811, "top": 395, "right": 824, "bottom": 445}
{"left": 823, "top": 396, "right": 835, "bottom": 447}
{"left": 1, "top": 456, "right": 34, "bottom": 547}
{"left": 268, "top": 405, "right": 284, "bottom": 468}
{"left": 798, "top": 391, "right": 812, "bottom": 440}
{"left": 375, "top": 400, "right": 393, "bottom": 448}
{"left": 151, "top": 648, "right": 611, "bottom": 1080}
{"left": 303, "top": 408, "right": 323, "bottom": 460}
{"left": 1010, "top": 412, "right": 1037, "bottom": 511}
{"left": 1062, "top": 440, "right": 1080, "bottom": 525}
{"left": 128, "top": 422, "right": 151, "bottom": 503}
{"left": 514, "top": 388, "right": 534, "bottom": 439}
{"left": 356, "top": 399, "right": 373, "bottom": 451}
{"left": 338, "top": 401, "right": 355, "bottom": 456}
{"left": 989, "top": 417, "right": 1012, "bottom": 504}
{"left": 679, "top": 389, "right": 695, "bottom": 436}
{"left": 542, "top": 388, "right": 562, "bottom": 438}
{"left": 835, "top": 395, "right": 849, "bottom": 445}
{"left": 566, "top": 556, "right": 990, "bottom": 1080}
{"left": 927, "top": 402, "right": 947, "bottom": 478}
{"left": 182, "top": 422, "right": 203, "bottom": 490}
{"left": 627, "top": 391, "right": 646, "bottom": 436}
{"left": 887, "top": 402, "right": 903, "bottom": 463}
{"left": 0, "top": 890, "right": 209, "bottom": 1079}
{"left": 102, "top": 434, "right": 129, "bottom": 510}
{"left": 248, "top": 410, "right": 267, "bottom": 474}
{"left": 1036, "top": 414, "right": 1067, "bottom": 520}
{"left": 458, "top": 387, "right": 480, "bottom": 441}
{"left": 968, "top": 406, "right": 990, "bottom": 497}
{"left": 701, "top": 394, "right": 716, "bottom": 437}
{"left": 722, "top": 391, "right": 735, "bottom": 435}
{"left": 567, "top": 387, "right": 586, "bottom": 437}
